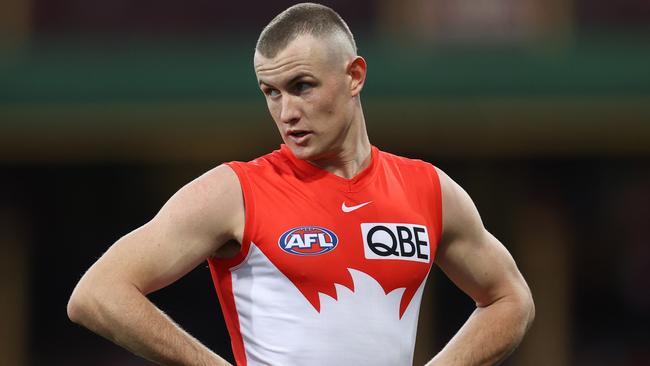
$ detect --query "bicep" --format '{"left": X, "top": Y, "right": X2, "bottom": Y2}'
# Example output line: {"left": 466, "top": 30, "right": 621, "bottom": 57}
{"left": 435, "top": 168, "right": 528, "bottom": 307}
{"left": 83, "top": 164, "right": 244, "bottom": 295}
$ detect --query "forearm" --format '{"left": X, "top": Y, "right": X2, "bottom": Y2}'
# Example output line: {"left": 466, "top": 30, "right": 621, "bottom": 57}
{"left": 68, "top": 282, "right": 230, "bottom": 366}
{"left": 426, "top": 295, "right": 534, "bottom": 366}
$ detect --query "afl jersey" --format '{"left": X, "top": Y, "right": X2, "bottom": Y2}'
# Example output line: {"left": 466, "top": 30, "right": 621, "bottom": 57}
{"left": 208, "top": 145, "right": 442, "bottom": 366}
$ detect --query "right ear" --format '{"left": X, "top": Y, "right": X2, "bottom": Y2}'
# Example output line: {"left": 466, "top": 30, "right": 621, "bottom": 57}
{"left": 347, "top": 56, "right": 367, "bottom": 97}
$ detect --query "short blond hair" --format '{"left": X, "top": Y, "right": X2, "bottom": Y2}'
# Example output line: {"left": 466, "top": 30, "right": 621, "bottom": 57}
{"left": 255, "top": 3, "right": 357, "bottom": 58}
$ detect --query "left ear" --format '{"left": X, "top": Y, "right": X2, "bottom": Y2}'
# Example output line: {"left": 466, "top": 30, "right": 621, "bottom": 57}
{"left": 347, "top": 56, "right": 367, "bottom": 97}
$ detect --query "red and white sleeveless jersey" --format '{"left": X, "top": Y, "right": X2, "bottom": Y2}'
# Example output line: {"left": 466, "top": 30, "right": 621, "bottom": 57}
{"left": 208, "top": 145, "right": 442, "bottom": 366}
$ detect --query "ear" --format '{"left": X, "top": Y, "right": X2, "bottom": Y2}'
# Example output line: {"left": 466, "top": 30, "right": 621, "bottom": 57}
{"left": 347, "top": 56, "right": 367, "bottom": 97}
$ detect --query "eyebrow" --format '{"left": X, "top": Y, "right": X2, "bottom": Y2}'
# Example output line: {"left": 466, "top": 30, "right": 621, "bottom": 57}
{"left": 259, "top": 73, "right": 314, "bottom": 88}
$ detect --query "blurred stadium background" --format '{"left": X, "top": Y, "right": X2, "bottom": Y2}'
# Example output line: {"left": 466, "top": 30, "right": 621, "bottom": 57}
{"left": 1, "top": 0, "right": 649, "bottom": 365}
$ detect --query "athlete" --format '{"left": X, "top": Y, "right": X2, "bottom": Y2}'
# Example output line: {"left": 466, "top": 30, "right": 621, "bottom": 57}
{"left": 67, "top": 3, "right": 534, "bottom": 366}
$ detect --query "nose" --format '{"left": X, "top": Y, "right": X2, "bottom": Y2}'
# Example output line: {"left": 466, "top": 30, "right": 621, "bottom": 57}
{"left": 279, "top": 94, "right": 301, "bottom": 124}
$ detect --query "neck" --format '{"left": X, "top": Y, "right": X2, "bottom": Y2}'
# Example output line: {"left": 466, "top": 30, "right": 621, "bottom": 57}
{"left": 309, "top": 111, "right": 372, "bottom": 179}
{"left": 312, "top": 139, "right": 371, "bottom": 179}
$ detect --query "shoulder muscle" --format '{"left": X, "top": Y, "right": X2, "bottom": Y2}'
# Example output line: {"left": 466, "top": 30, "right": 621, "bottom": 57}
{"left": 82, "top": 164, "right": 244, "bottom": 295}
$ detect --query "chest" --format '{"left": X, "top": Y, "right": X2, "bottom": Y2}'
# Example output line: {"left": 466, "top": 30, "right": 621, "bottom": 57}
{"left": 248, "top": 177, "right": 438, "bottom": 310}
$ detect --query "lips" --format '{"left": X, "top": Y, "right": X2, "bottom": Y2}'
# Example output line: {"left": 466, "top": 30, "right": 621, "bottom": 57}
{"left": 289, "top": 130, "right": 309, "bottom": 137}
{"left": 287, "top": 129, "right": 313, "bottom": 145}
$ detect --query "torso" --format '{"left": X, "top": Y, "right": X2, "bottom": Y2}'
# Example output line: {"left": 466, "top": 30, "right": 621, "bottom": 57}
{"left": 208, "top": 145, "right": 442, "bottom": 366}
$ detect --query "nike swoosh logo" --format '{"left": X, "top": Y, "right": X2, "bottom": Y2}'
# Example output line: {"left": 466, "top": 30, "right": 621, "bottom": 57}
{"left": 341, "top": 201, "right": 372, "bottom": 213}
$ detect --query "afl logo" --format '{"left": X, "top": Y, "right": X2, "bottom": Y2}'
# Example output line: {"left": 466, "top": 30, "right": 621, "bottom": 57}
{"left": 278, "top": 226, "right": 339, "bottom": 256}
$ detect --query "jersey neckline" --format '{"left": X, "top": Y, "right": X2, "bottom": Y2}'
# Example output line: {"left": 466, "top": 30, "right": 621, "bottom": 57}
{"left": 278, "top": 144, "right": 381, "bottom": 193}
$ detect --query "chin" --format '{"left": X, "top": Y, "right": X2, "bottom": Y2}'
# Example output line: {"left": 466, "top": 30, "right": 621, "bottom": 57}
{"left": 287, "top": 145, "right": 312, "bottom": 160}
{"left": 286, "top": 143, "right": 322, "bottom": 161}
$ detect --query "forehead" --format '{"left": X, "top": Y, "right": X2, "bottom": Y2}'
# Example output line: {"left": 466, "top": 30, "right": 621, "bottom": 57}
{"left": 254, "top": 34, "right": 334, "bottom": 82}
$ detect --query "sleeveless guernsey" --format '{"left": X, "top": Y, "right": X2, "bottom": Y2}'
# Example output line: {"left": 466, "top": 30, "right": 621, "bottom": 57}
{"left": 208, "top": 145, "right": 442, "bottom": 366}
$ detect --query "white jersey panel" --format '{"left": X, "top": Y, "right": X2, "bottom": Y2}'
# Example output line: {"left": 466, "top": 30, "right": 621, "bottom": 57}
{"left": 231, "top": 242, "right": 427, "bottom": 366}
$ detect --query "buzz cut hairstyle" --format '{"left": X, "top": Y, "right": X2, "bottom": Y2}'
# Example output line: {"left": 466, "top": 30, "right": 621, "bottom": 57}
{"left": 256, "top": 2, "right": 357, "bottom": 58}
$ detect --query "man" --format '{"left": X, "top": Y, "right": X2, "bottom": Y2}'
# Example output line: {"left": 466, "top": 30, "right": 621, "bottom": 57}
{"left": 68, "top": 3, "right": 534, "bottom": 366}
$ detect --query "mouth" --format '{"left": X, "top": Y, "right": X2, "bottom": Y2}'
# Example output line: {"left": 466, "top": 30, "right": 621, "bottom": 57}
{"left": 287, "top": 130, "right": 313, "bottom": 145}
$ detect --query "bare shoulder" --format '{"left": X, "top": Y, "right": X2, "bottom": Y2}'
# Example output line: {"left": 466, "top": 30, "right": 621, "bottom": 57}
{"left": 434, "top": 166, "right": 484, "bottom": 243}
{"left": 157, "top": 163, "right": 244, "bottom": 244}
{"left": 173, "top": 164, "right": 241, "bottom": 210}
{"left": 75, "top": 164, "right": 245, "bottom": 296}
{"left": 187, "top": 163, "right": 241, "bottom": 196}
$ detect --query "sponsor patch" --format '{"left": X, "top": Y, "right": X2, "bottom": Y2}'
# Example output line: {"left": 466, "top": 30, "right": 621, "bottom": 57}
{"left": 279, "top": 226, "right": 339, "bottom": 256}
{"left": 361, "top": 223, "right": 430, "bottom": 262}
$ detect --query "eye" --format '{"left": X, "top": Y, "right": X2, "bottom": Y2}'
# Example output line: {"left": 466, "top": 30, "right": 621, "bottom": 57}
{"left": 264, "top": 88, "right": 280, "bottom": 98}
{"left": 294, "top": 82, "right": 313, "bottom": 94}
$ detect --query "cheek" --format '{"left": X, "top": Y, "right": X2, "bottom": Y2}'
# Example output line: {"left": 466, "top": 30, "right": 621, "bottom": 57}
{"left": 267, "top": 102, "right": 286, "bottom": 133}
{"left": 314, "top": 90, "right": 340, "bottom": 116}
{"left": 266, "top": 100, "right": 280, "bottom": 119}
{"left": 324, "top": 87, "right": 349, "bottom": 117}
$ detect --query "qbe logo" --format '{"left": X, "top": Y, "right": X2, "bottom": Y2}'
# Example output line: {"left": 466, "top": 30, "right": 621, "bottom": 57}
{"left": 361, "top": 223, "right": 430, "bottom": 263}
{"left": 278, "top": 226, "right": 339, "bottom": 256}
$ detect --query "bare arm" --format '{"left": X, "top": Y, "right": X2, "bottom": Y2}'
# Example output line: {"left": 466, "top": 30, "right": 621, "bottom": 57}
{"left": 427, "top": 168, "right": 535, "bottom": 366}
{"left": 67, "top": 165, "right": 244, "bottom": 366}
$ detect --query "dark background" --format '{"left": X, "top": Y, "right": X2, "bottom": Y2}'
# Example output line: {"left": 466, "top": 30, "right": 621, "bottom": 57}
{"left": 1, "top": 1, "right": 649, "bottom": 365}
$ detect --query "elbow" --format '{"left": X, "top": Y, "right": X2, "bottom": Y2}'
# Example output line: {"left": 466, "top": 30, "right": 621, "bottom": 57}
{"left": 67, "top": 274, "right": 139, "bottom": 328}
{"left": 525, "top": 292, "right": 535, "bottom": 330}
{"left": 67, "top": 284, "right": 91, "bottom": 325}
{"left": 67, "top": 275, "right": 105, "bottom": 327}
{"left": 518, "top": 286, "right": 535, "bottom": 334}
